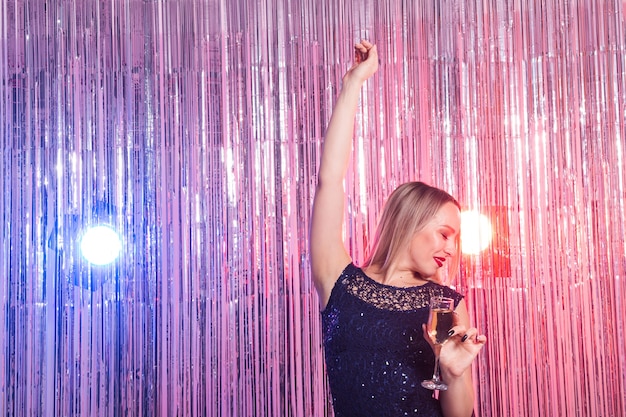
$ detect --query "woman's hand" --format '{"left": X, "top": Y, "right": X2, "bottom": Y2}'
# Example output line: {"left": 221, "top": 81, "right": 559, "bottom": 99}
{"left": 421, "top": 312, "right": 486, "bottom": 379}
{"left": 343, "top": 39, "right": 379, "bottom": 85}
{"left": 438, "top": 324, "right": 487, "bottom": 379}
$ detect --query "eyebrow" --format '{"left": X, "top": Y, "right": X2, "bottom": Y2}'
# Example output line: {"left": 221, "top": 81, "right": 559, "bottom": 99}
{"left": 441, "top": 225, "right": 458, "bottom": 235}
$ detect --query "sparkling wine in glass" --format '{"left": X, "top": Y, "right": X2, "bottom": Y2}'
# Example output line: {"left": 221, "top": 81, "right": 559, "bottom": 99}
{"left": 421, "top": 296, "right": 455, "bottom": 391}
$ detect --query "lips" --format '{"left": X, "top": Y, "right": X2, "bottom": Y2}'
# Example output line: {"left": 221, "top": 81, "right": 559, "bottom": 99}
{"left": 434, "top": 257, "right": 446, "bottom": 267}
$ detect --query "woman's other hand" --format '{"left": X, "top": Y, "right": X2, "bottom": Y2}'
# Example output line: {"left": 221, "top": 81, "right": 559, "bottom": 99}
{"left": 343, "top": 39, "right": 379, "bottom": 85}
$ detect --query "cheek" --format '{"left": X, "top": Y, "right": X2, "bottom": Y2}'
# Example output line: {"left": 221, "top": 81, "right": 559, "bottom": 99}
{"left": 411, "top": 233, "right": 438, "bottom": 253}
{"left": 431, "top": 235, "right": 449, "bottom": 252}
{"left": 425, "top": 232, "right": 440, "bottom": 246}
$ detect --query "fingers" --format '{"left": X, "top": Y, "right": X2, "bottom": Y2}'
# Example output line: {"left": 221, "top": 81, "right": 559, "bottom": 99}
{"left": 450, "top": 328, "right": 486, "bottom": 345}
{"left": 354, "top": 39, "right": 377, "bottom": 63}
{"left": 355, "top": 39, "right": 374, "bottom": 52}
{"left": 421, "top": 323, "right": 436, "bottom": 349}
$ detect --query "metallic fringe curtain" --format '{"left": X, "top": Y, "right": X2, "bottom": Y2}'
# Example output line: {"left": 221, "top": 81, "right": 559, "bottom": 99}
{"left": 1, "top": 0, "right": 625, "bottom": 416}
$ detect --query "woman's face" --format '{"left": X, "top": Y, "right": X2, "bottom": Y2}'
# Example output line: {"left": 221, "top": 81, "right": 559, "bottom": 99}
{"left": 407, "top": 201, "right": 461, "bottom": 280}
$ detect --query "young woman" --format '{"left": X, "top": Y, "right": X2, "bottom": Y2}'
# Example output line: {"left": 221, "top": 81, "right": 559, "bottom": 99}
{"left": 310, "top": 40, "right": 486, "bottom": 417}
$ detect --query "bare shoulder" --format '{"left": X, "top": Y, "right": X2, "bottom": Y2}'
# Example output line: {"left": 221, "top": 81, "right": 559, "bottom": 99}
{"left": 310, "top": 250, "right": 352, "bottom": 309}
{"left": 454, "top": 298, "right": 471, "bottom": 326}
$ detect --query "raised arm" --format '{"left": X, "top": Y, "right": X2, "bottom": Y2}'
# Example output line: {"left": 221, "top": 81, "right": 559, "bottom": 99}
{"left": 310, "top": 40, "right": 379, "bottom": 309}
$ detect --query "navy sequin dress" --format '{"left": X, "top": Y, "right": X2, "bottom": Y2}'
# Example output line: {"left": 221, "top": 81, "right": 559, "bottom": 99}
{"left": 322, "top": 263, "right": 464, "bottom": 417}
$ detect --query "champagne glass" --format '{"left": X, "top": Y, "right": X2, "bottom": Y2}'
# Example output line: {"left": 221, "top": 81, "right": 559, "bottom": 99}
{"left": 421, "top": 296, "right": 455, "bottom": 391}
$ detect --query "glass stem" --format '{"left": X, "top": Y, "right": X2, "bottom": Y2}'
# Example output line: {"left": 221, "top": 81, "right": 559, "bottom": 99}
{"left": 432, "top": 355, "right": 441, "bottom": 382}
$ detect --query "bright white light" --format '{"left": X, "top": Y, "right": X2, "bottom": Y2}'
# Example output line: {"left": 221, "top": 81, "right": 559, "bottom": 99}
{"left": 460, "top": 211, "right": 493, "bottom": 255}
{"left": 80, "top": 225, "right": 122, "bottom": 265}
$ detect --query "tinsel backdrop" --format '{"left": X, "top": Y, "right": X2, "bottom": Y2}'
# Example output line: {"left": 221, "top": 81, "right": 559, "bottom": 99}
{"left": 1, "top": 0, "right": 625, "bottom": 416}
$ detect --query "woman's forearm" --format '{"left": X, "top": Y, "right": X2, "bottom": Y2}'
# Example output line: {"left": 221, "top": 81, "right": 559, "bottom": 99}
{"left": 438, "top": 371, "right": 475, "bottom": 417}
{"left": 316, "top": 78, "right": 364, "bottom": 185}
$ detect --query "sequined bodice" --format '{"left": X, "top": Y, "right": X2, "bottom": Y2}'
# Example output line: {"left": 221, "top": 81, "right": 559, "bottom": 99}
{"left": 321, "top": 263, "right": 464, "bottom": 417}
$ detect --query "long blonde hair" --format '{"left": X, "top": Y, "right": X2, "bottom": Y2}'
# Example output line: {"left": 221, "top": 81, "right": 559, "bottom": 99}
{"left": 362, "top": 182, "right": 461, "bottom": 283}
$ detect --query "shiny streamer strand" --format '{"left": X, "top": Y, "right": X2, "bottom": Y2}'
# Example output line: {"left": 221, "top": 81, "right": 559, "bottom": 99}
{"left": 0, "top": 0, "right": 625, "bottom": 416}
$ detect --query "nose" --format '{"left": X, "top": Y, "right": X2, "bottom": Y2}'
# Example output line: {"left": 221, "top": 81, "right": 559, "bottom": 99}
{"left": 444, "top": 239, "right": 456, "bottom": 257}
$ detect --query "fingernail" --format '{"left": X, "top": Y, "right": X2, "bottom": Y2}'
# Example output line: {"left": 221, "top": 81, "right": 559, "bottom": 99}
{"left": 447, "top": 329, "right": 455, "bottom": 336}
{"left": 461, "top": 334, "right": 469, "bottom": 342}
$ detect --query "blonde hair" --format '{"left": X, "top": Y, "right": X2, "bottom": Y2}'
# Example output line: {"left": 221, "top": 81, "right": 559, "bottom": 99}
{"left": 362, "top": 182, "right": 461, "bottom": 283}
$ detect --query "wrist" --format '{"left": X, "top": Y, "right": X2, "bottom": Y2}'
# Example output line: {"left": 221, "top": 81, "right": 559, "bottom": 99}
{"left": 439, "top": 366, "right": 467, "bottom": 383}
{"left": 341, "top": 75, "right": 367, "bottom": 90}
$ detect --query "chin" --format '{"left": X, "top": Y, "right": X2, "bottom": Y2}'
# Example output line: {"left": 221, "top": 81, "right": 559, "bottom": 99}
{"left": 420, "top": 272, "right": 437, "bottom": 282}
{"left": 428, "top": 270, "right": 443, "bottom": 284}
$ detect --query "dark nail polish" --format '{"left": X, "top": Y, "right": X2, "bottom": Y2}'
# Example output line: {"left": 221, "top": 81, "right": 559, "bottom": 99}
{"left": 447, "top": 329, "right": 455, "bottom": 337}
{"left": 461, "top": 334, "right": 469, "bottom": 342}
